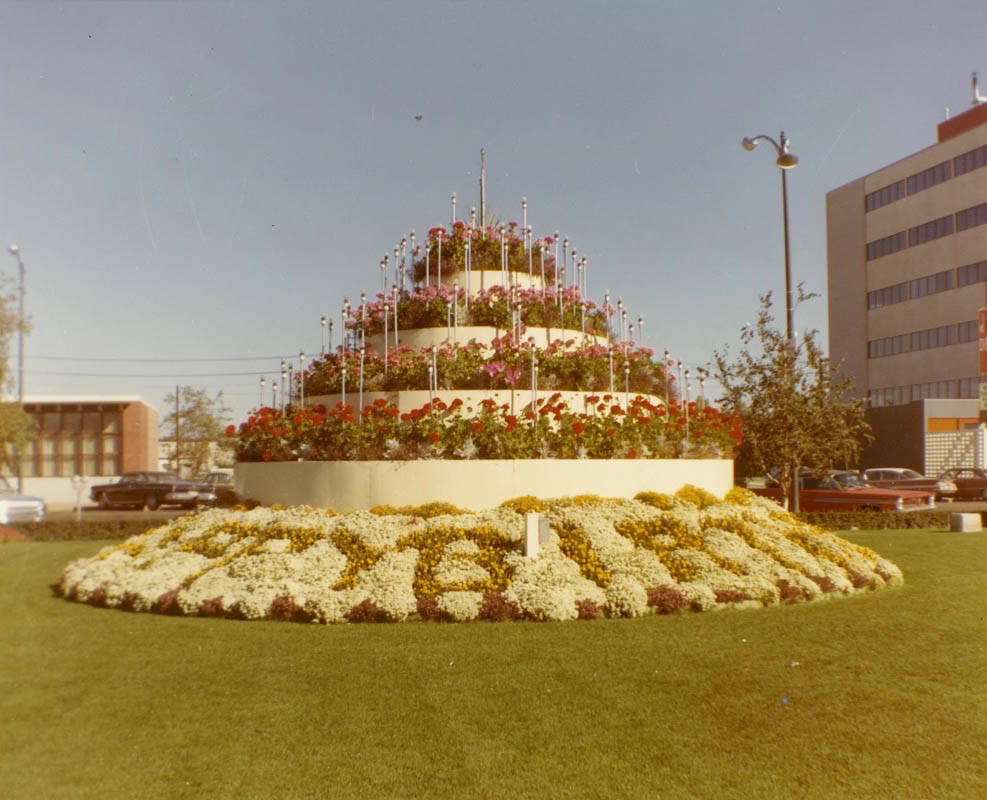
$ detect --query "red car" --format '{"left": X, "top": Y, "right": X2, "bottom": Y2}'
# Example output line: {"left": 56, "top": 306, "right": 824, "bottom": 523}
{"left": 938, "top": 468, "right": 987, "bottom": 500}
{"left": 752, "top": 471, "right": 935, "bottom": 512}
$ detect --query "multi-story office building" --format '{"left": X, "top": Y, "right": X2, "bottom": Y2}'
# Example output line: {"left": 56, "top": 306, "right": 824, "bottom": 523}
{"left": 827, "top": 97, "right": 987, "bottom": 410}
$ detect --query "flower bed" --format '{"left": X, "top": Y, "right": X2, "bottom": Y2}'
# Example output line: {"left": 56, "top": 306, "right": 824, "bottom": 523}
{"left": 303, "top": 337, "right": 663, "bottom": 397}
{"left": 231, "top": 393, "right": 741, "bottom": 462}
{"left": 349, "top": 284, "right": 608, "bottom": 339}
{"left": 57, "top": 487, "right": 903, "bottom": 624}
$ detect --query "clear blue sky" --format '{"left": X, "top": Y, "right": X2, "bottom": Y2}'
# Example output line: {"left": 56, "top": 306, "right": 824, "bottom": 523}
{"left": 1, "top": 0, "right": 984, "bottom": 425}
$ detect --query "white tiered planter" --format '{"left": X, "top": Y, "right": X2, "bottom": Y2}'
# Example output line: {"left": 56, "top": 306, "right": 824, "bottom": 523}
{"left": 235, "top": 458, "right": 733, "bottom": 512}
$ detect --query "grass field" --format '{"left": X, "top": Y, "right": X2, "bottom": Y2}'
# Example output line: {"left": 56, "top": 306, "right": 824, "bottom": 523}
{"left": 1, "top": 530, "right": 985, "bottom": 799}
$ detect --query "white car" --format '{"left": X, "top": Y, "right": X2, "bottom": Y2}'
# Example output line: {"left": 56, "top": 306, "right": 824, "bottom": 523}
{"left": 0, "top": 475, "right": 47, "bottom": 523}
{"left": 862, "top": 468, "right": 957, "bottom": 500}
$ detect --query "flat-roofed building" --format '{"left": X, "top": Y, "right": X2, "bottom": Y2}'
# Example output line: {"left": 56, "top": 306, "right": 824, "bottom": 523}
{"left": 827, "top": 99, "right": 987, "bottom": 410}
{"left": 4, "top": 395, "right": 159, "bottom": 508}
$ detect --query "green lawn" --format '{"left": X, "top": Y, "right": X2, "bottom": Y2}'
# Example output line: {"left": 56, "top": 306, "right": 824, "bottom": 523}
{"left": 1, "top": 531, "right": 985, "bottom": 800}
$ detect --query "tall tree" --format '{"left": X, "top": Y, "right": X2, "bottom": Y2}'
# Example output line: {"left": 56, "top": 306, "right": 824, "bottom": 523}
{"left": 0, "top": 279, "right": 33, "bottom": 475}
{"left": 161, "top": 386, "right": 231, "bottom": 477}
{"left": 713, "top": 293, "right": 872, "bottom": 510}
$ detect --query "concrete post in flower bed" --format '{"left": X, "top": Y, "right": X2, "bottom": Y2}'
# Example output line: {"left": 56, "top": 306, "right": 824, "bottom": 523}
{"left": 524, "top": 512, "right": 540, "bottom": 557}
{"left": 949, "top": 513, "right": 982, "bottom": 532}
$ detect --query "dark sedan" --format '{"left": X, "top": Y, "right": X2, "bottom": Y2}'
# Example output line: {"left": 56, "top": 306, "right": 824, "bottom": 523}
{"left": 196, "top": 472, "right": 238, "bottom": 505}
{"left": 90, "top": 471, "right": 218, "bottom": 511}
{"left": 938, "top": 467, "right": 987, "bottom": 500}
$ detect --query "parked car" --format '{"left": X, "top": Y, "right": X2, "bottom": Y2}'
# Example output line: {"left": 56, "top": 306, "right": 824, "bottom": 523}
{"left": 196, "top": 472, "right": 238, "bottom": 505}
{"left": 752, "top": 470, "right": 935, "bottom": 512}
{"left": 862, "top": 468, "right": 957, "bottom": 500}
{"left": 937, "top": 467, "right": 987, "bottom": 500}
{"left": 0, "top": 475, "right": 47, "bottom": 523}
{"left": 89, "top": 471, "right": 218, "bottom": 510}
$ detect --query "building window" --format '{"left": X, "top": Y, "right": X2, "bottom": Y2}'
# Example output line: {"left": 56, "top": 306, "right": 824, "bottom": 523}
{"left": 908, "top": 215, "right": 953, "bottom": 247}
{"left": 957, "top": 260, "right": 987, "bottom": 287}
{"left": 866, "top": 231, "right": 907, "bottom": 261}
{"left": 865, "top": 180, "right": 906, "bottom": 212}
{"left": 909, "top": 268, "right": 954, "bottom": 299}
{"left": 867, "top": 334, "right": 909, "bottom": 358}
{"left": 955, "top": 202, "right": 987, "bottom": 233}
{"left": 906, "top": 161, "right": 951, "bottom": 195}
{"left": 867, "top": 280, "right": 909, "bottom": 310}
{"left": 21, "top": 405, "right": 124, "bottom": 477}
{"left": 910, "top": 323, "right": 957, "bottom": 352}
{"left": 870, "top": 377, "right": 981, "bottom": 407}
{"left": 958, "top": 320, "right": 978, "bottom": 343}
{"left": 954, "top": 144, "right": 987, "bottom": 177}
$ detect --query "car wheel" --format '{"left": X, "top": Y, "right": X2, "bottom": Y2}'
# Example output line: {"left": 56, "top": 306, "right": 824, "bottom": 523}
{"left": 144, "top": 495, "right": 160, "bottom": 511}
{"left": 98, "top": 493, "right": 111, "bottom": 510}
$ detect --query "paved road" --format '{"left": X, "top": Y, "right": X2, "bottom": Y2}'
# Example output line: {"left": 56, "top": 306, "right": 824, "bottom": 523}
{"left": 49, "top": 508, "right": 192, "bottom": 523}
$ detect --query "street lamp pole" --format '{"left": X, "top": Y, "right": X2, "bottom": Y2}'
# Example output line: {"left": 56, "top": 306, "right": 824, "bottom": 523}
{"left": 742, "top": 131, "right": 800, "bottom": 510}
{"left": 7, "top": 245, "right": 24, "bottom": 492}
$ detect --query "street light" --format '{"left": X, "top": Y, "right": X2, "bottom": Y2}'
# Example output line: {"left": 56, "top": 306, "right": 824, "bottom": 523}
{"left": 742, "top": 130, "right": 800, "bottom": 509}
{"left": 740, "top": 131, "right": 798, "bottom": 342}
{"left": 7, "top": 245, "right": 24, "bottom": 492}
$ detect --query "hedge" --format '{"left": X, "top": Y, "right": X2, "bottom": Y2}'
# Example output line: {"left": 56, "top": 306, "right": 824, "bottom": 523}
{"left": 792, "top": 510, "right": 957, "bottom": 530}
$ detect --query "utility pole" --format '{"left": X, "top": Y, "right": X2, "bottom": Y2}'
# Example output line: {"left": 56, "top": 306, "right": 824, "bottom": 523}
{"left": 174, "top": 385, "right": 181, "bottom": 477}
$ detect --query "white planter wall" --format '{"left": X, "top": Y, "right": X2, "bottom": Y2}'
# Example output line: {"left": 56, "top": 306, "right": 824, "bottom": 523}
{"left": 235, "top": 458, "right": 733, "bottom": 512}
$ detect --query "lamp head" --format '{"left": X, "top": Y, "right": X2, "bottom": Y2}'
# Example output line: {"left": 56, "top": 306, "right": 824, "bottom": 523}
{"left": 741, "top": 137, "right": 757, "bottom": 152}
{"left": 776, "top": 131, "right": 798, "bottom": 169}
{"left": 776, "top": 152, "right": 799, "bottom": 169}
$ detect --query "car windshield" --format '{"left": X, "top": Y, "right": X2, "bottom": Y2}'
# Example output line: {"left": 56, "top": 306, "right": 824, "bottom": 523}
{"left": 832, "top": 473, "right": 868, "bottom": 488}
{"left": 900, "top": 470, "right": 923, "bottom": 479}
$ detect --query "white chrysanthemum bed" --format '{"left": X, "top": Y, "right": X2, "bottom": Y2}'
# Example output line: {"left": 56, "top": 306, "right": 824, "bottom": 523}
{"left": 57, "top": 487, "right": 903, "bottom": 623}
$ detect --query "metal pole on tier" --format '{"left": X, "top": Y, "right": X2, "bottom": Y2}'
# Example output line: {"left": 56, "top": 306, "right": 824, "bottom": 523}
{"left": 272, "top": 381, "right": 278, "bottom": 411}
{"left": 321, "top": 316, "right": 326, "bottom": 356}
{"left": 609, "top": 346, "right": 614, "bottom": 393}
{"left": 359, "top": 346, "right": 365, "bottom": 418}
{"left": 260, "top": 377, "right": 265, "bottom": 407}
{"left": 392, "top": 285, "right": 399, "bottom": 348}
{"left": 299, "top": 351, "right": 305, "bottom": 408}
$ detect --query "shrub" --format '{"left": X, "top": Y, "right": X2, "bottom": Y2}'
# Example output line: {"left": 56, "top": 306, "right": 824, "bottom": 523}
{"left": 346, "top": 598, "right": 391, "bottom": 623}
{"left": 793, "top": 510, "right": 950, "bottom": 530}
{"left": 153, "top": 588, "right": 183, "bottom": 615}
{"left": 499, "top": 495, "right": 548, "bottom": 514}
{"left": 714, "top": 588, "right": 751, "bottom": 604}
{"left": 634, "top": 491, "right": 676, "bottom": 510}
{"left": 13, "top": 519, "right": 163, "bottom": 541}
{"left": 478, "top": 592, "right": 521, "bottom": 622}
{"left": 268, "top": 594, "right": 313, "bottom": 623}
{"left": 370, "top": 502, "right": 469, "bottom": 518}
{"left": 198, "top": 597, "right": 225, "bottom": 617}
{"left": 576, "top": 599, "right": 603, "bottom": 620}
{"left": 674, "top": 484, "right": 720, "bottom": 509}
{"left": 646, "top": 585, "right": 690, "bottom": 614}
{"left": 776, "top": 580, "right": 805, "bottom": 603}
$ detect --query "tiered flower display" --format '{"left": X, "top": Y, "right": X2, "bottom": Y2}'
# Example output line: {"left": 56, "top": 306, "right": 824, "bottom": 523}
{"left": 228, "top": 206, "right": 740, "bottom": 462}
{"left": 57, "top": 488, "right": 903, "bottom": 624}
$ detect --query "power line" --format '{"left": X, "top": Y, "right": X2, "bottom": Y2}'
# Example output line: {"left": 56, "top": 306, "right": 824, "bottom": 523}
{"left": 25, "top": 354, "right": 294, "bottom": 363}
{"left": 29, "top": 369, "right": 272, "bottom": 378}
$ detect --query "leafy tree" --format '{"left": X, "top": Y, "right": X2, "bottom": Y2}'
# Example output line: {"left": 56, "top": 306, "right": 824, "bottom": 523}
{"left": 0, "top": 279, "right": 33, "bottom": 476}
{"left": 712, "top": 292, "right": 871, "bottom": 511}
{"left": 161, "top": 386, "right": 231, "bottom": 477}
